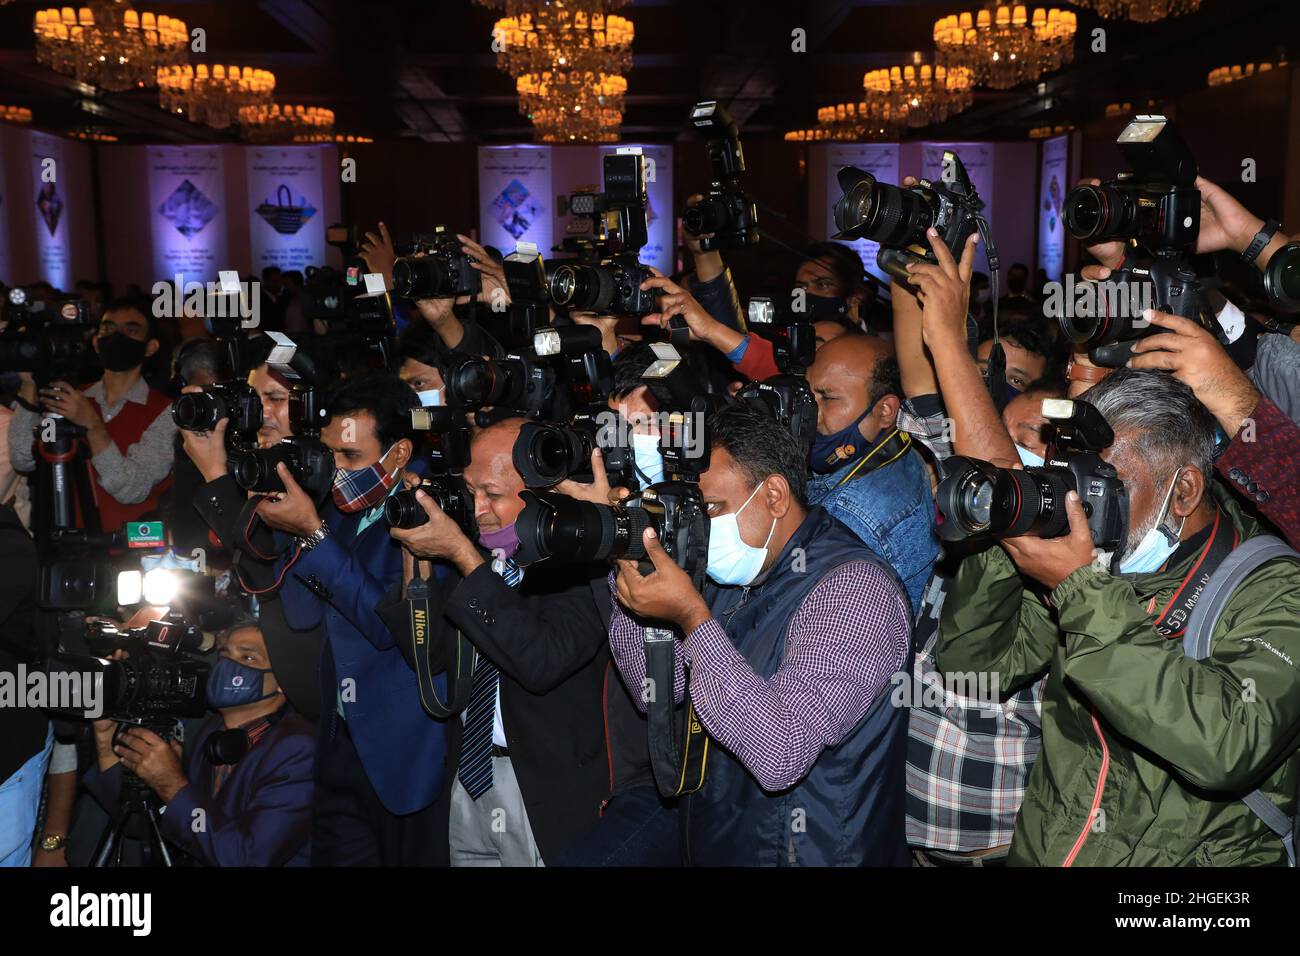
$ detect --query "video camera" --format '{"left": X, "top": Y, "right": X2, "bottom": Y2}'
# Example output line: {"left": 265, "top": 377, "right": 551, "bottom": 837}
{"left": 935, "top": 398, "right": 1128, "bottom": 555}
{"left": 683, "top": 100, "right": 759, "bottom": 251}
{"left": 0, "top": 287, "right": 95, "bottom": 382}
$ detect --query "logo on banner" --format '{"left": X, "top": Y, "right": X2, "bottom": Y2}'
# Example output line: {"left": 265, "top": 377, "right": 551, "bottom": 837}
{"left": 36, "top": 182, "right": 63, "bottom": 236}
{"left": 490, "top": 178, "right": 539, "bottom": 240}
{"left": 254, "top": 183, "right": 316, "bottom": 235}
{"left": 158, "top": 178, "right": 219, "bottom": 239}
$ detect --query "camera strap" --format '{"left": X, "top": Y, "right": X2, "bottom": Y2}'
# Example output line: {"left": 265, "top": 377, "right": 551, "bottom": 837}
{"left": 644, "top": 626, "right": 709, "bottom": 798}
{"left": 405, "top": 560, "right": 473, "bottom": 719}
{"left": 1146, "top": 508, "right": 1237, "bottom": 639}
{"left": 833, "top": 428, "right": 912, "bottom": 489}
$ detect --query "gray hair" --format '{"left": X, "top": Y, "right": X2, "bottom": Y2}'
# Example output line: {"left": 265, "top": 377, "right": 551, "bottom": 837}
{"left": 1080, "top": 367, "right": 1217, "bottom": 479}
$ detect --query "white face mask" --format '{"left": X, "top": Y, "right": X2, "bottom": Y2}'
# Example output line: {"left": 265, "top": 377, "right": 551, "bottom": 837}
{"left": 416, "top": 388, "right": 442, "bottom": 407}
{"left": 706, "top": 482, "right": 777, "bottom": 587}
{"left": 1015, "top": 443, "right": 1045, "bottom": 468}
{"left": 631, "top": 431, "right": 665, "bottom": 486}
{"left": 1119, "top": 469, "right": 1186, "bottom": 575}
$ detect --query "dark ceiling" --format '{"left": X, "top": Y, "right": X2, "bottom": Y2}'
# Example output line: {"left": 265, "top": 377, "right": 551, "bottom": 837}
{"left": 0, "top": 0, "right": 1296, "bottom": 144}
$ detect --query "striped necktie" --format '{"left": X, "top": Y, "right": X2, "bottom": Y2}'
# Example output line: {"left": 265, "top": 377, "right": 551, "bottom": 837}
{"left": 458, "top": 556, "right": 522, "bottom": 799}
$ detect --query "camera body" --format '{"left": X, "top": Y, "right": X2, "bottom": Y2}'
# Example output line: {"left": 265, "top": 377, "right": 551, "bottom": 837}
{"left": 385, "top": 477, "right": 476, "bottom": 534}
{"left": 443, "top": 352, "right": 553, "bottom": 418}
{"left": 736, "top": 377, "right": 819, "bottom": 452}
{"left": 512, "top": 414, "right": 637, "bottom": 490}
{"left": 745, "top": 296, "right": 820, "bottom": 374}
{"left": 936, "top": 399, "right": 1128, "bottom": 552}
{"left": 547, "top": 254, "right": 659, "bottom": 318}
{"left": 833, "top": 150, "right": 985, "bottom": 283}
{"left": 171, "top": 381, "right": 263, "bottom": 444}
{"left": 391, "top": 226, "right": 483, "bottom": 300}
{"left": 0, "top": 287, "right": 95, "bottom": 381}
{"left": 683, "top": 101, "right": 759, "bottom": 251}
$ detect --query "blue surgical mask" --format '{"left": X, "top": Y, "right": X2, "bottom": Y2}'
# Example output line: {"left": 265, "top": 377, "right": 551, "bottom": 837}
{"left": 809, "top": 409, "right": 871, "bottom": 475}
{"left": 1015, "top": 443, "right": 1045, "bottom": 468}
{"left": 631, "top": 431, "right": 664, "bottom": 486}
{"left": 206, "top": 656, "right": 278, "bottom": 709}
{"left": 417, "top": 388, "right": 442, "bottom": 407}
{"left": 1119, "top": 471, "right": 1185, "bottom": 575}
{"left": 706, "top": 482, "right": 776, "bottom": 587}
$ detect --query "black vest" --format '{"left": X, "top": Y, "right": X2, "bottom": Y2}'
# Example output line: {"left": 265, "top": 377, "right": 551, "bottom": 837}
{"left": 684, "top": 507, "right": 912, "bottom": 866}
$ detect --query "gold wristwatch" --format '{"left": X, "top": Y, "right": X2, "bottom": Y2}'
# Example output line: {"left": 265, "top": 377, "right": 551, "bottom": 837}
{"left": 40, "top": 834, "right": 66, "bottom": 852}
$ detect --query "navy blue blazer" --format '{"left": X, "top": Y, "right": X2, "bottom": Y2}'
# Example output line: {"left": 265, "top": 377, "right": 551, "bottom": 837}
{"left": 275, "top": 496, "right": 450, "bottom": 816}
{"left": 83, "top": 711, "right": 316, "bottom": 866}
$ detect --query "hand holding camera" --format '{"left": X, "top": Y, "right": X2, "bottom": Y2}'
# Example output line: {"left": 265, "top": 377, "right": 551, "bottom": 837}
{"left": 905, "top": 228, "right": 980, "bottom": 349}
{"left": 640, "top": 272, "right": 741, "bottom": 353}
{"left": 254, "top": 462, "right": 325, "bottom": 538}
{"left": 358, "top": 221, "right": 397, "bottom": 290}
{"left": 388, "top": 488, "right": 484, "bottom": 576}
{"left": 613, "top": 526, "right": 711, "bottom": 635}
{"left": 553, "top": 447, "right": 629, "bottom": 505}
{"left": 111, "top": 726, "right": 187, "bottom": 802}
{"left": 998, "top": 490, "right": 1096, "bottom": 591}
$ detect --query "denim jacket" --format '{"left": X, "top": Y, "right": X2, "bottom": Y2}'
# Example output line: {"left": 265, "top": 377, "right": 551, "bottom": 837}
{"left": 806, "top": 445, "right": 939, "bottom": 615}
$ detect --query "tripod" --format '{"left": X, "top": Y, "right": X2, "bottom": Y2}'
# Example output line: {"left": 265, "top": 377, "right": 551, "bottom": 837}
{"left": 90, "top": 725, "right": 176, "bottom": 868}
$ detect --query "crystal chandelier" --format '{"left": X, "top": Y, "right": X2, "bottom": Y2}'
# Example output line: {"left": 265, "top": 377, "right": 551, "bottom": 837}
{"left": 863, "top": 59, "right": 974, "bottom": 128}
{"left": 238, "top": 104, "right": 334, "bottom": 143}
{"left": 934, "top": 5, "right": 1077, "bottom": 90}
{"left": 0, "top": 105, "right": 33, "bottom": 124}
{"left": 1208, "top": 58, "right": 1287, "bottom": 87}
{"left": 814, "top": 101, "right": 902, "bottom": 141}
{"left": 157, "top": 64, "right": 275, "bottom": 130}
{"left": 33, "top": 1, "right": 189, "bottom": 92}
{"left": 489, "top": 8, "right": 633, "bottom": 79}
{"left": 1069, "top": 0, "right": 1199, "bottom": 22}
{"left": 517, "top": 71, "right": 625, "bottom": 142}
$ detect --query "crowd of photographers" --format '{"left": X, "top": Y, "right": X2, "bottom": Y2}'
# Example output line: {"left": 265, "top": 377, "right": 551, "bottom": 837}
{"left": 2, "top": 108, "right": 1300, "bottom": 868}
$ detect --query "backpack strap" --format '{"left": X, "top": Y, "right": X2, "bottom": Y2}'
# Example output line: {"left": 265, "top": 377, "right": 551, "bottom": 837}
{"left": 1180, "top": 534, "right": 1300, "bottom": 866}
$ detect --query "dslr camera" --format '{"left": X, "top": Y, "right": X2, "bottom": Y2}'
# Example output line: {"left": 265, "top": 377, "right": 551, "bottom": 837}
{"left": 391, "top": 226, "right": 483, "bottom": 301}
{"left": 0, "top": 287, "right": 95, "bottom": 381}
{"left": 171, "top": 381, "right": 262, "bottom": 449}
{"left": 736, "top": 377, "right": 818, "bottom": 452}
{"left": 936, "top": 398, "right": 1128, "bottom": 554}
{"left": 385, "top": 477, "right": 475, "bottom": 534}
{"left": 1061, "top": 115, "right": 1210, "bottom": 366}
{"left": 682, "top": 100, "right": 759, "bottom": 251}
{"left": 833, "top": 149, "right": 987, "bottom": 283}
{"left": 443, "top": 352, "right": 553, "bottom": 418}
{"left": 512, "top": 412, "right": 637, "bottom": 490}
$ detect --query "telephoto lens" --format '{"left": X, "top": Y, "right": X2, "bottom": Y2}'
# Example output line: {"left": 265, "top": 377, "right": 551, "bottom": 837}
{"left": 384, "top": 478, "right": 475, "bottom": 533}
{"left": 391, "top": 256, "right": 455, "bottom": 299}
{"left": 514, "top": 490, "right": 652, "bottom": 566}
{"left": 548, "top": 262, "right": 617, "bottom": 313}
{"left": 832, "top": 165, "right": 933, "bottom": 247}
{"left": 935, "top": 456, "right": 1075, "bottom": 543}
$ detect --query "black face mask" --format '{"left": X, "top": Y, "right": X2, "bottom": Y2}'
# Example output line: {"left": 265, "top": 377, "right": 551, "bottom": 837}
{"left": 97, "top": 333, "right": 148, "bottom": 372}
{"left": 804, "top": 293, "right": 849, "bottom": 320}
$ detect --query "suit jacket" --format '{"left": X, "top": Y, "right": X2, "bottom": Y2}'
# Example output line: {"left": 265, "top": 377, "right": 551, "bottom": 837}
{"left": 276, "top": 498, "right": 450, "bottom": 816}
{"left": 413, "top": 560, "right": 641, "bottom": 861}
{"left": 82, "top": 710, "right": 315, "bottom": 866}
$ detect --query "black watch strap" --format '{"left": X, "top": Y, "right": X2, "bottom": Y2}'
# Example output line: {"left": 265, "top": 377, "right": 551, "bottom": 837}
{"left": 1242, "top": 219, "right": 1281, "bottom": 264}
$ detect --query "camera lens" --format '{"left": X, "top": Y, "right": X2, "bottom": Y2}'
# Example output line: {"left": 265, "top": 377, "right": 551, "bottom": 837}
{"left": 515, "top": 491, "right": 652, "bottom": 566}
{"left": 832, "top": 166, "right": 933, "bottom": 247}
{"left": 1063, "top": 184, "right": 1133, "bottom": 243}
{"left": 446, "top": 357, "right": 512, "bottom": 407}
{"left": 936, "top": 458, "right": 1073, "bottom": 542}
{"left": 683, "top": 199, "right": 727, "bottom": 236}
{"left": 171, "top": 391, "right": 226, "bottom": 431}
{"left": 513, "top": 422, "right": 593, "bottom": 488}
{"left": 392, "top": 256, "right": 453, "bottom": 299}
{"left": 1265, "top": 241, "right": 1300, "bottom": 312}
{"left": 385, "top": 489, "right": 427, "bottom": 529}
{"left": 548, "top": 263, "right": 617, "bottom": 312}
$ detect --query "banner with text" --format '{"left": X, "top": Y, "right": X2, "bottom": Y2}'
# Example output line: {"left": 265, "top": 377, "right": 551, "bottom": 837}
{"left": 1038, "top": 134, "right": 1069, "bottom": 284}
{"left": 921, "top": 141, "right": 994, "bottom": 276}
{"left": 148, "top": 145, "right": 228, "bottom": 286}
{"left": 30, "top": 130, "right": 71, "bottom": 290}
{"left": 478, "top": 146, "right": 552, "bottom": 262}
{"left": 824, "top": 143, "right": 900, "bottom": 285}
{"left": 246, "top": 146, "right": 326, "bottom": 273}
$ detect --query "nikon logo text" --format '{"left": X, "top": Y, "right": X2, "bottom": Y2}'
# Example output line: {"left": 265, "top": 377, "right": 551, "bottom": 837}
{"left": 412, "top": 608, "right": 427, "bottom": 646}
{"left": 50, "top": 886, "right": 152, "bottom": 936}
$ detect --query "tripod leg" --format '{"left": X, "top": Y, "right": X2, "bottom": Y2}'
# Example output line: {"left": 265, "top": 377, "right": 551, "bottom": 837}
{"left": 91, "top": 810, "right": 129, "bottom": 867}
{"left": 143, "top": 805, "right": 173, "bottom": 867}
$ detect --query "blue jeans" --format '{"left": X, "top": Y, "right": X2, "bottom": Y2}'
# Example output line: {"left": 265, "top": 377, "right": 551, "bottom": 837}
{"left": 551, "top": 785, "right": 681, "bottom": 867}
{"left": 0, "top": 724, "right": 53, "bottom": 867}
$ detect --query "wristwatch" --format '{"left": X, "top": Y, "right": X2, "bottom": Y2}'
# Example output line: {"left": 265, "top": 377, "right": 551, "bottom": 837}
{"left": 296, "top": 521, "right": 330, "bottom": 552}
{"left": 1242, "top": 219, "right": 1281, "bottom": 265}
{"left": 39, "top": 834, "right": 66, "bottom": 852}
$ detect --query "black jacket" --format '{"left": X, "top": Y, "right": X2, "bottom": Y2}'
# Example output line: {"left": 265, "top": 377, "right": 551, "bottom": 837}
{"left": 0, "top": 505, "right": 46, "bottom": 783}
{"left": 393, "top": 559, "right": 651, "bottom": 861}
{"left": 192, "top": 474, "right": 321, "bottom": 722}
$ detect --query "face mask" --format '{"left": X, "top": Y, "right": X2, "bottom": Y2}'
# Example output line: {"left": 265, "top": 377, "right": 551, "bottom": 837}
{"left": 206, "top": 656, "right": 278, "bottom": 709}
{"left": 478, "top": 523, "right": 519, "bottom": 560}
{"left": 97, "top": 333, "right": 148, "bottom": 372}
{"left": 631, "top": 431, "right": 664, "bottom": 486}
{"left": 416, "top": 388, "right": 442, "bottom": 407}
{"left": 804, "top": 293, "right": 848, "bottom": 319}
{"left": 332, "top": 444, "right": 402, "bottom": 513}
{"left": 1119, "top": 470, "right": 1186, "bottom": 575}
{"left": 707, "top": 482, "right": 776, "bottom": 587}
{"left": 809, "top": 409, "right": 870, "bottom": 475}
{"left": 1015, "top": 443, "right": 1045, "bottom": 468}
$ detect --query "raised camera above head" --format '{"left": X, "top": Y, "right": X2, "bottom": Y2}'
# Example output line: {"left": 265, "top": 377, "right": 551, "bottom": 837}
{"left": 546, "top": 257, "right": 659, "bottom": 318}
{"left": 683, "top": 100, "right": 759, "bottom": 251}
{"left": 745, "top": 296, "right": 820, "bottom": 374}
{"left": 833, "top": 150, "right": 986, "bottom": 283}
{"left": 559, "top": 148, "right": 650, "bottom": 259}
{"left": 736, "top": 377, "right": 819, "bottom": 452}
{"left": 391, "top": 226, "right": 483, "bottom": 300}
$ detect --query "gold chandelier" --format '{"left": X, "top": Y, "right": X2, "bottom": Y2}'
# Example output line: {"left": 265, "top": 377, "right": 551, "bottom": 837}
{"left": 238, "top": 104, "right": 334, "bottom": 143}
{"left": 1070, "top": 0, "right": 1200, "bottom": 22}
{"left": 1208, "top": 58, "right": 1287, "bottom": 87}
{"left": 158, "top": 64, "right": 275, "bottom": 130}
{"left": 863, "top": 59, "right": 974, "bottom": 128}
{"left": 0, "top": 105, "right": 33, "bottom": 124}
{"left": 934, "top": 6, "right": 1077, "bottom": 90}
{"left": 490, "top": 9, "right": 633, "bottom": 79}
{"left": 293, "top": 133, "right": 375, "bottom": 144}
{"left": 814, "top": 101, "right": 901, "bottom": 141}
{"left": 33, "top": 1, "right": 188, "bottom": 92}
{"left": 517, "top": 71, "right": 625, "bottom": 142}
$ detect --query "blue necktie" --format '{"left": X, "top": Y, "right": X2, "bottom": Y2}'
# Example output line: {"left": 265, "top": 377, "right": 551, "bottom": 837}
{"left": 458, "top": 557, "right": 523, "bottom": 799}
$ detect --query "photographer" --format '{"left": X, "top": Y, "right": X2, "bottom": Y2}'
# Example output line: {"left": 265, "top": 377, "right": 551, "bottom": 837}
{"left": 608, "top": 404, "right": 913, "bottom": 866}
{"left": 938, "top": 368, "right": 1300, "bottom": 865}
{"left": 8, "top": 297, "right": 176, "bottom": 531}
{"left": 81, "top": 618, "right": 315, "bottom": 866}
{"left": 253, "top": 374, "right": 450, "bottom": 865}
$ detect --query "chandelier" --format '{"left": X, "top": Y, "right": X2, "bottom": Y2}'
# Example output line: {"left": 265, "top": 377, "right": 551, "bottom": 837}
{"left": 934, "top": 6, "right": 1077, "bottom": 90}
{"left": 863, "top": 59, "right": 974, "bottom": 128}
{"left": 517, "top": 71, "right": 625, "bottom": 142}
{"left": 33, "top": 1, "right": 189, "bottom": 92}
{"left": 1208, "top": 58, "right": 1287, "bottom": 87}
{"left": 490, "top": 9, "right": 633, "bottom": 79}
{"left": 293, "top": 133, "right": 375, "bottom": 144}
{"left": 158, "top": 64, "right": 275, "bottom": 130}
{"left": 0, "top": 105, "right": 33, "bottom": 124}
{"left": 69, "top": 127, "right": 119, "bottom": 142}
{"left": 238, "top": 104, "right": 334, "bottom": 143}
{"left": 1069, "top": 0, "right": 1199, "bottom": 22}
{"left": 814, "top": 101, "right": 901, "bottom": 141}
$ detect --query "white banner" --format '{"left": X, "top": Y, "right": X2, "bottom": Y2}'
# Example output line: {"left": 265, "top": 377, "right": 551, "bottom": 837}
{"left": 824, "top": 143, "right": 900, "bottom": 285}
{"left": 1038, "top": 134, "right": 1069, "bottom": 284}
{"left": 922, "top": 141, "right": 995, "bottom": 276}
{"left": 599, "top": 143, "right": 673, "bottom": 274}
{"left": 30, "top": 130, "right": 71, "bottom": 290}
{"left": 246, "top": 146, "right": 326, "bottom": 273}
{"left": 148, "top": 145, "right": 228, "bottom": 286}
{"left": 478, "top": 146, "right": 552, "bottom": 260}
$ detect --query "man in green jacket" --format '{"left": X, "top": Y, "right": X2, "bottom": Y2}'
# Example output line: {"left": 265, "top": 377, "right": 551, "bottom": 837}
{"left": 940, "top": 367, "right": 1300, "bottom": 866}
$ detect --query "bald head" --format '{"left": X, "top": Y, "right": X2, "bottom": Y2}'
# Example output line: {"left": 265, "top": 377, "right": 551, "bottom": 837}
{"left": 465, "top": 417, "right": 528, "bottom": 534}
{"left": 807, "top": 333, "right": 901, "bottom": 444}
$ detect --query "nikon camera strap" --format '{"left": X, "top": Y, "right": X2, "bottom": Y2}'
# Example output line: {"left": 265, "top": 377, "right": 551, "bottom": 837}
{"left": 644, "top": 626, "right": 709, "bottom": 798}
{"left": 405, "top": 561, "right": 474, "bottom": 719}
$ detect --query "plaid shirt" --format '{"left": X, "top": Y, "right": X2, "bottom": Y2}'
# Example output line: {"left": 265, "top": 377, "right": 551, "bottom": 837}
{"left": 904, "top": 571, "right": 1046, "bottom": 852}
{"left": 897, "top": 395, "right": 953, "bottom": 462}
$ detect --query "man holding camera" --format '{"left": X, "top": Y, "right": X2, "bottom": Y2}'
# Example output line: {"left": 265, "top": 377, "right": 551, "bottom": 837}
{"left": 81, "top": 618, "right": 314, "bottom": 866}
{"left": 385, "top": 417, "right": 649, "bottom": 865}
{"left": 8, "top": 297, "right": 175, "bottom": 532}
{"left": 608, "top": 404, "right": 913, "bottom": 865}
{"left": 938, "top": 367, "right": 1300, "bottom": 865}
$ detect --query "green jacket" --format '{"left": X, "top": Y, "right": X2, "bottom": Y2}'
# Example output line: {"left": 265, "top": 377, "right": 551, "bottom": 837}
{"left": 939, "top": 493, "right": 1300, "bottom": 866}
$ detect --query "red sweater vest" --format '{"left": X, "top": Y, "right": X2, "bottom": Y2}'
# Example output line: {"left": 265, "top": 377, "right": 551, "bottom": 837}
{"left": 81, "top": 382, "right": 173, "bottom": 532}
